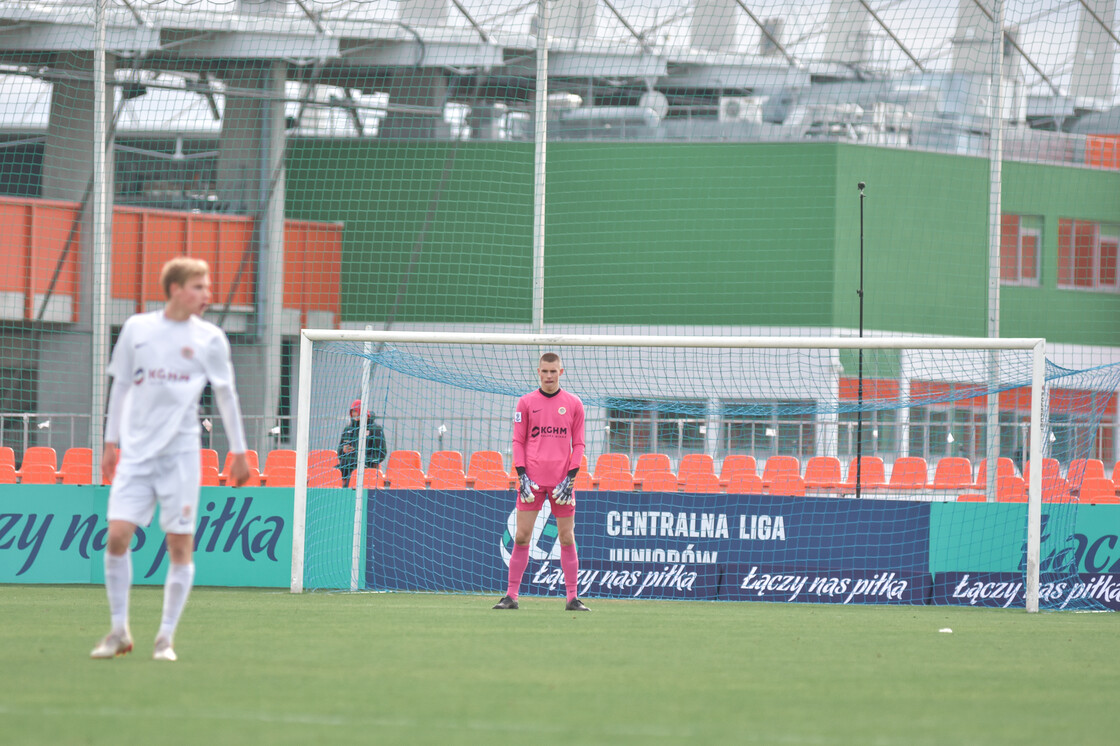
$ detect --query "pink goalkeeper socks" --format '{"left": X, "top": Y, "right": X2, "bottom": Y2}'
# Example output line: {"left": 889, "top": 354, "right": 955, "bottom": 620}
{"left": 507, "top": 543, "right": 530, "bottom": 599}
{"left": 561, "top": 544, "right": 579, "bottom": 600}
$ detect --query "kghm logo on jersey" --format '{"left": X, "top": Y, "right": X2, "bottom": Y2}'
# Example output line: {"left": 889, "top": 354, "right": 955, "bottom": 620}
{"left": 530, "top": 425, "right": 568, "bottom": 438}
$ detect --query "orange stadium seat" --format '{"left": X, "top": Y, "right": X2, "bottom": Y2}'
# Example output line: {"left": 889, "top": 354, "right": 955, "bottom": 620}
{"left": 803, "top": 456, "right": 842, "bottom": 491}
{"left": 309, "top": 449, "right": 340, "bottom": 481}
{"left": 996, "top": 476, "right": 1027, "bottom": 503}
{"left": 681, "top": 472, "right": 721, "bottom": 494}
{"left": 20, "top": 446, "right": 57, "bottom": 472}
{"left": 428, "top": 467, "right": 467, "bottom": 490}
{"left": 428, "top": 450, "right": 464, "bottom": 475}
{"left": 384, "top": 466, "right": 427, "bottom": 489}
{"left": 889, "top": 457, "right": 929, "bottom": 490}
{"left": 309, "top": 468, "right": 344, "bottom": 489}
{"left": 594, "top": 453, "right": 631, "bottom": 481}
{"left": 677, "top": 454, "right": 715, "bottom": 483}
{"left": 1066, "top": 458, "right": 1105, "bottom": 484}
{"left": 726, "top": 473, "right": 764, "bottom": 495}
{"left": 472, "top": 470, "right": 512, "bottom": 490}
{"left": 761, "top": 456, "right": 800, "bottom": 487}
{"left": 1113, "top": 461, "right": 1120, "bottom": 486}
{"left": 766, "top": 474, "right": 806, "bottom": 497}
{"left": 1042, "top": 476, "right": 1073, "bottom": 503}
{"left": 200, "top": 465, "right": 221, "bottom": 487}
{"left": 59, "top": 448, "right": 92, "bottom": 484}
{"left": 957, "top": 493, "right": 986, "bottom": 502}
{"left": 974, "top": 458, "right": 1015, "bottom": 489}
{"left": 640, "top": 471, "right": 679, "bottom": 493}
{"left": 386, "top": 450, "right": 423, "bottom": 474}
{"left": 573, "top": 469, "right": 593, "bottom": 492}
{"left": 932, "top": 457, "right": 973, "bottom": 490}
{"left": 221, "top": 450, "right": 259, "bottom": 484}
{"left": 348, "top": 468, "right": 384, "bottom": 489}
{"left": 0, "top": 463, "right": 16, "bottom": 484}
{"left": 1024, "top": 458, "right": 1060, "bottom": 484}
{"left": 262, "top": 449, "right": 295, "bottom": 476}
{"left": 0, "top": 446, "right": 14, "bottom": 470}
{"left": 596, "top": 471, "right": 634, "bottom": 491}
{"left": 718, "top": 455, "right": 757, "bottom": 487}
{"left": 844, "top": 457, "right": 886, "bottom": 490}
{"left": 1080, "top": 478, "right": 1120, "bottom": 504}
{"left": 19, "top": 463, "right": 57, "bottom": 484}
{"left": 633, "top": 453, "right": 671, "bottom": 484}
{"left": 200, "top": 448, "right": 220, "bottom": 473}
{"left": 264, "top": 467, "right": 295, "bottom": 487}
{"left": 468, "top": 450, "right": 505, "bottom": 477}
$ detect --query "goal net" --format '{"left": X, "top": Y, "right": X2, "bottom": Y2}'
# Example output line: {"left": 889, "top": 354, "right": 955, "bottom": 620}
{"left": 293, "top": 330, "right": 1117, "bottom": 612}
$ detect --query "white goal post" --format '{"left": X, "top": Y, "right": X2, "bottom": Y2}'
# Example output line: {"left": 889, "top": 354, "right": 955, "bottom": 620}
{"left": 291, "top": 330, "right": 1047, "bottom": 612}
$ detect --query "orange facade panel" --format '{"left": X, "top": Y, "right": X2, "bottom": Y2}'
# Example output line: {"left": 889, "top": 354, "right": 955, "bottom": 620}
{"left": 1, "top": 197, "right": 340, "bottom": 326}
{"left": 1086, "top": 135, "right": 1120, "bottom": 170}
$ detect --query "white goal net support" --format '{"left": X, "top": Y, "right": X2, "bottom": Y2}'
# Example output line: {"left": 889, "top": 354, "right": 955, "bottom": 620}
{"left": 291, "top": 330, "right": 1117, "bottom": 612}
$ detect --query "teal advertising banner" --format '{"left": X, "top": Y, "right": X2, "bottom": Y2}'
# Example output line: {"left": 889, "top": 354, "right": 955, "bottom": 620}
{"left": 0, "top": 486, "right": 291, "bottom": 587}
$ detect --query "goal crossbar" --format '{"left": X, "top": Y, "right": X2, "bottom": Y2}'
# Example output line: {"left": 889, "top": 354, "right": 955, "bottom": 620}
{"left": 292, "top": 330, "right": 1046, "bottom": 612}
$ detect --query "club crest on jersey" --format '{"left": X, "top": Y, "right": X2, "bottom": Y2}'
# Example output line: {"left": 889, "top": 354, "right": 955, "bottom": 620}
{"left": 181, "top": 346, "right": 194, "bottom": 359}
{"left": 132, "top": 367, "right": 145, "bottom": 385}
{"left": 558, "top": 407, "right": 566, "bottom": 415}
{"left": 514, "top": 412, "right": 522, "bottom": 423}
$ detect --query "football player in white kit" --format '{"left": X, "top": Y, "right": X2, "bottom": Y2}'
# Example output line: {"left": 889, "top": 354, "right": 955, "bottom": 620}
{"left": 91, "top": 257, "right": 250, "bottom": 662}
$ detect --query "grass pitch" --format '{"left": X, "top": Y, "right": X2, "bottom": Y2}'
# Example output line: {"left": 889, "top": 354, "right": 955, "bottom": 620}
{"left": 2, "top": 586, "right": 1117, "bottom": 745}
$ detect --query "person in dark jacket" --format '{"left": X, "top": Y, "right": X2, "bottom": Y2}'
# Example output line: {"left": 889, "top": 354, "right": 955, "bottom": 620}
{"left": 337, "top": 399, "right": 387, "bottom": 485}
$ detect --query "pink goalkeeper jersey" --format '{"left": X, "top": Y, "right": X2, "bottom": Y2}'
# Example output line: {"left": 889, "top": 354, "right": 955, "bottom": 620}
{"left": 512, "top": 388, "right": 585, "bottom": 488}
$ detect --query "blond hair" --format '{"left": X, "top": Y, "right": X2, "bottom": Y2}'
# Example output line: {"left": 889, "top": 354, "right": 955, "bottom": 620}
{"left": 160, "top": 257, "right": 210, "bottom": 298}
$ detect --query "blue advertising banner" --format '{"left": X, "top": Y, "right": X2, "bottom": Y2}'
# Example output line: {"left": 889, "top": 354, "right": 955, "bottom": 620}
{"left": 365, "top": 490, "right": 931, "bottom": 603}
{"left": 932, "top": 572, "right": 1120, "bottom": 610}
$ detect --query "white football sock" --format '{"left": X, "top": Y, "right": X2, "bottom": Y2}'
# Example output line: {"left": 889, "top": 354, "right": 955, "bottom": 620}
{"left": 103, "top": 551, "right": 132, "bottom": 632}
{"left": 157, "top": 562, "right": 195, "bottom": 642}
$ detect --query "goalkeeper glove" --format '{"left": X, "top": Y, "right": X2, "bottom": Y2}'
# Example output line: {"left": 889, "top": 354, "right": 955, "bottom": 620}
{"left": 518, "top": 473, "right": 540, "bottom": 503}
{"left": 552, "top": 475, "right": 576, "bottom": 506}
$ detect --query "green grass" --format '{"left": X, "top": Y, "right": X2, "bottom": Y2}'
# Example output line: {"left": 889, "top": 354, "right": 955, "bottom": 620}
{"left": 2, "top": 586, "right": 1118, "bottom": 745}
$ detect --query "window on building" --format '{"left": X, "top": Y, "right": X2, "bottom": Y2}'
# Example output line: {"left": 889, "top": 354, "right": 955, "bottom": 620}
{"left": 838, "top": 409, "right": 899, "bottom": 460}
{"left": 719, "top": 401, "right": 816, "bottom": 460}
{"left": 1000, "top": 214, "right": 1041, "bottom": 285}
{"left": 606, "top": 399, "right": 706, "bottom": 459}
{"left": 1058, "top": 218, "right": 1120, "bottom": 291}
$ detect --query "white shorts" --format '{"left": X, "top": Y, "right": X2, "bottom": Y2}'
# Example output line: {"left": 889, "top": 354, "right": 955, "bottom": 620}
{"left": 107, "top": 450, "right": 201, "bottom": 535}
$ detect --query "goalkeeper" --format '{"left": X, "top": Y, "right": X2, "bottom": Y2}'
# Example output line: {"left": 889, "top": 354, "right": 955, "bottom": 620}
{"left": 494, "top": 352, "right": 588, "bottom": 611}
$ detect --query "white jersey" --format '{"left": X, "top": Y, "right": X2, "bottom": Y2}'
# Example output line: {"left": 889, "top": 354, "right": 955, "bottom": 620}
{"left": 106, "top": 311, "right": 245, "bottom": 462}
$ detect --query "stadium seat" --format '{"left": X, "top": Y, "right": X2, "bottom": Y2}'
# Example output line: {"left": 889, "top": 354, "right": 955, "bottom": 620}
{"left": 932, "top": 457, "right": 973, "bottom": 490}
{"left": 384, "top": 466, "right": 427, "bottom": 489}
{"left": 19, "top": 462, "right": 57, "bottom": 484}
{"left": 633, "top": 453, "right": 671, "bottom": 485}
{"left": 974, "top": 457, "right": 1015, "bottom": 489}
{"left": 596, "top": 471, "right": 634, "bottom": 491}
{"left": 1066, "top": 458, "right": 1105, "bottom": 484}
{"left": 1113, "top": 461, "right": 1120, "bottom": 487}
{"left": 468, "top": 450, "right": 505, "bottom": 477}
{"left": 681, "top": 472, "right": 721, "bottom": 494}
{"left": 844, "top": 457, "right": 886, "bottom": 490}
{"left": 573, "top": 469, "right": 593, "bottom": 492}
{"left": 957, "top": 493, "right": 986, "bottom": 502}
{"left": 677, "top": 454, "right": 716, "bottom": 486}
{"left": 221, "top": 449, "right": 259, "bottom": 484}
{"left": 888, "top": 457, "right": 929, "bottom": 490}
{"left": 309, "top": 450, "right": 340, "bottom": 481}
{"left": 262, "top": 449, "right": 295, "bottom": 475}
{"left": 200, "top": 464, "right": 221, "bottom": 487}
{"left": 237, "top": 466, "right": 262, "bottom": 488}
{"left": 471, "top": 470, "right": 512, "bottom": 490}
{"left": 761, "top": 456, "right": 800, "bottom": 488}
{"left": 348, "top": 468, "right": 384, "bottom": 489}
{"left": 726, "top": 473, "right": 764, "bottom": 495}
{"left": 765, "top": 474, "right": 806, "bottom": 497}
{"left": 0, "top": 446, "right": 14, "bottom": 470}
{"left": 594, "top": 453, "right": 631, "bottom": 481}
{"left": 428, "top": 450, "right": 464, "bottom": 475}
{"left": 309, "top": 467, "right": 344, "bottom": 489}
{"left": 996, "top": 476, "right": 1027, "bottom": 503}
{"left": 640, "top": 471, "right": 679, "bottom": 492}
{"left": 201, "top": 448, "right": 220, "bottom": 473}
{"left": 718, "top": 455, "right": 757, "bottom": 487}
{"left": 386, "top": 450, "right": 423, "bottom": 474}
{"left": 1080, "top": 478, "right": 1120, "bottom": 504}
{"left": 803, "top": 456, "right": 842, "bottom": 491}
{"left": 61, "top": 462, "right": 92, "bottom": 485}
{"left": 428, "top": 466, "right": 467, "bottom": 490}
{"left": 264, "top": 467, "right": 295, "bottom": 487}
{"left": 58, "top": 448, "right": 92, "bottom": 484}
{"left": 1023, "top": 458, "right": 1060, "bottom": 484}
{"left": 20, "top": 446, "right": 57, "bottom": 472}
{"left": 0, "top": 463, "right": 15, "bottom": 484}
{"left": 1042, "top": 476, "right": 1073, "bottom": 503}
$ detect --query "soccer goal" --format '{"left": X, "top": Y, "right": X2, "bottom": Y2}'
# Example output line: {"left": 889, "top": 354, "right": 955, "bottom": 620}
{"left": 291, "top": 330, "right": 1070, "bottom": 611}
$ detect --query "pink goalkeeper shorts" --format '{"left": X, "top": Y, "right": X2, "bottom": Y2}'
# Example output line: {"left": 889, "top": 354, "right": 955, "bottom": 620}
{"left": 516, "top": 486, "right": 575, "bottom": 518}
